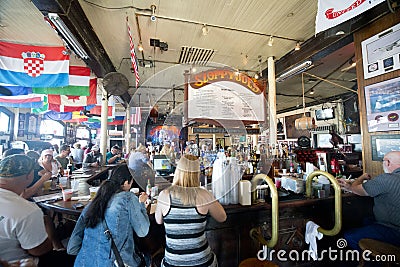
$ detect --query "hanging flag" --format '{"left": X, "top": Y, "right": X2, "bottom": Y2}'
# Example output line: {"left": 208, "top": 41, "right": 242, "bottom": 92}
{"left": 315, "top": 0, "right": 385, "bottom": 34}
{"left": 0, "top": 41, "right": 69, "bottom": 87}
{"left": 43, "top": 110, "right": 73, "bottom": 121}
{"left": 0, "top": 83, "right": 32, "bottom": 96}
{"left": 89, "top": 105, "right": 113, "bottom": 117}
{"left": 126, "top": 17, "right": 140, "bottom": 88}
{"left": 0, "top": 94, "right": 44, "bottom": 108}
{"left": 131, "top": 107, "right": 142, "bottom": 125}
{"left": 108, "top": 116, "right": 125, "bottom": 126}
{"left": 48, "top": 78, "right": 97, "bottom": 112}
{"left": 31, "top": 96, "right": 49, "bottom": 114}
{"left": 32, "top": 66, "right": 91, "bottom": 96}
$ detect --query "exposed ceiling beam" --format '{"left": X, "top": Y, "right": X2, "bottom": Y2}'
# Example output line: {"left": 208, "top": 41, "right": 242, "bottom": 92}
{"left": 32, "top": 0, "right": 131, "bottom": 106}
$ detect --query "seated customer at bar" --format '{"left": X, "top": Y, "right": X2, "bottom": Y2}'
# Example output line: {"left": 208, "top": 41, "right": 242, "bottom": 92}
{"left": 55, "top": 144, "right": 71, "bottom": 170}
{"left": 155, "top": 154, "right": 227, "bottom": 267}
{"left": 82, "top": 145, "right": 103, "bottom": 168}
{"left": 67, "top": 164, "right": 150, "bottom": 266}
{"left": 338, "top": 151, "right": 400, "bottom": 250}
{"left": 106, "top": 145, "right": 123, "bottom": 164}
{"left": 0, "top": 155, "right": 74, "bottom": 266}
{"left": 38, "top": 149, "right": 63, "bottom": 177}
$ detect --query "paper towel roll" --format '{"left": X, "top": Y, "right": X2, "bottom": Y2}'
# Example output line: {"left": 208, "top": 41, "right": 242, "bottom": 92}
{"left": 239, "top": 180, "right": 252, "bottom": 206}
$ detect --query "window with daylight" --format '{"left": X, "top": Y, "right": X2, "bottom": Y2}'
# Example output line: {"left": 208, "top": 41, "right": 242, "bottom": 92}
{"left": 40, "top": 119, "right": 65, "bottom": 137}
{"left": 0, "top": 108, "right": 12, "bottom": 134}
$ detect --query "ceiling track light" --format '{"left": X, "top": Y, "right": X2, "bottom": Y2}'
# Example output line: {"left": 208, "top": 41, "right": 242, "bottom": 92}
{"left": 202, "top": 24, "right": 209, "bottom": 36}
{"left": 150, "top": 4, "right": 157, "bottom": 22}
{"left": 268, "top": 36, "right": 274, "bottom": 46}
{"left": 309, "top": 89, "right": 315, "bottom": 95}
{"left": 295, "top": 41, "right": 301, "bottom": 51}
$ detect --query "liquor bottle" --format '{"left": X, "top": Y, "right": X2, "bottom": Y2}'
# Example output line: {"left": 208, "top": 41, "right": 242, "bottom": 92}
{"left": 289, "top": 158, "right": 295, "bottom": 174}
{"left": 319, "top": 156, "right": 326, "bottom": 171}
{"left": 146, "top": 178, "right": 152, "bottom": 196}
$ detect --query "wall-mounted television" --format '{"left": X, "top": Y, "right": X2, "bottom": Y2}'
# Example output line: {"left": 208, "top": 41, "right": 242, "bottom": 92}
{"left": 315, "top": 108, "right": 335, "bottom": 121}
{"left": 153, "top": 155, "right": 174, "bottom": 176}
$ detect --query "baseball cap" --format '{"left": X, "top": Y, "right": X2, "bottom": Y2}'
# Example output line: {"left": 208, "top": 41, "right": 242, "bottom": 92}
{"left": 0, "top": 155, "right": 35, "bottom": 178}
{"left": 92, "top": 145, "right": 100, "bottom": 151}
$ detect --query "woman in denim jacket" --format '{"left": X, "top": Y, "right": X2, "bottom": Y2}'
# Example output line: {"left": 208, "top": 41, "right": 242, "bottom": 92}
{"left": 67, "top": 164, "right": 150, "bottom": 267}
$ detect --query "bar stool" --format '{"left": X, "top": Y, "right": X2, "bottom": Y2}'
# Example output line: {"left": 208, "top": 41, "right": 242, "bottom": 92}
{"left": 359, "top": 239, "right": 400, "bottom": 266}
{"left": 239, "top": 258, "right": 278, "bottom": 267}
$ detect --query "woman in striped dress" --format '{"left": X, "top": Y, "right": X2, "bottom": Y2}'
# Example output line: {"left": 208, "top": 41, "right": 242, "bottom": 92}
{"left": 155, "top": 154, "right": 227, "bottom": 267}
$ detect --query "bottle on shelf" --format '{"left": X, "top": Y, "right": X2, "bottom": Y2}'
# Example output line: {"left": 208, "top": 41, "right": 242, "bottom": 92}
{"left": 318, "top": 156, "right": 326, "bottom": 171}
{"left": 289, "top": 158, "right": 295, "bottom": 174}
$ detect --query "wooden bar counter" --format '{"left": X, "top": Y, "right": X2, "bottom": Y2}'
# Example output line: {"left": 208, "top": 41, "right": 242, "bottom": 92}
{"left": 206, "top": 193, "right": 374, "bottom": 267}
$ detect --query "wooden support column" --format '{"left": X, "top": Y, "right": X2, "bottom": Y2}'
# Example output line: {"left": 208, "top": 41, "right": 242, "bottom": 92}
{"left": 125, "top": 107, "right": 131, "bottom": 154}
{"left": 100, "top": 86, "right": 108, "bottom": 165}
{"left": 268, "top": 56, "right": 277, "bottom": 145}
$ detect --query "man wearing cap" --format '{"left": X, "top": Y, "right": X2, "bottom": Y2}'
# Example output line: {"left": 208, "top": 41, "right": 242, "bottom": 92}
{"left": 82, "top": 145, "right": 103, "bottom": 168}
{"left": 105, "top": 145, "right": 123, "bottom": 165}
{"left": 0, "top": 155, "right": 74, "bottom": 266}
{"left": 55, "top": 144, "right": 71, "bottom": 170}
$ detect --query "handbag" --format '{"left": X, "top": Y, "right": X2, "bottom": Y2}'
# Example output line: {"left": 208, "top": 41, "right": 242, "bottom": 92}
{"left": 103, "top": 220, "right": 126, "bottom": 267}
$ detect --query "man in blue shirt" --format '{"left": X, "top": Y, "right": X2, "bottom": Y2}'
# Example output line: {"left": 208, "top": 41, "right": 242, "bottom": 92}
{"left": 106, "top": 145, "right": 122, "bottom": 164}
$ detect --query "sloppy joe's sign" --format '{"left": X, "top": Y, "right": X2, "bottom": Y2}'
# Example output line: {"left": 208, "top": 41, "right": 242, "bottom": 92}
{"left": 190, "top": 69, "right": 262, "bottom": 95}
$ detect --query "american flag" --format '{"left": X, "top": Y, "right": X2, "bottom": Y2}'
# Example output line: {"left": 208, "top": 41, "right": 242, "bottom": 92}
{"left": 126, "top": 17, "right": 140, "bottom": 88}
{"left": 131, "top": 107, "right": 142, "bottom": 125}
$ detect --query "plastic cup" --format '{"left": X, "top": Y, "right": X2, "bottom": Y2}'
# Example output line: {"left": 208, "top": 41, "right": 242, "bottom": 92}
{"left": 282, "top": 169, "right": 287, "bottom": 175}
{"left": 71, "top": 179, "right": 79, "bottom": 192}
{"left": 64, "top": 169, "right": 70, "bottom": 177}
{"left": 59, "top": 176, "right": 68, "bottom": 187}
{"left": 62, "top": 189, "right": 73, "bottom": 201}
{"left": 89, "top": 187, "right": 99, "bottom": 200}
{"left": 43, "top": 180, "right": 52, "bottom": 191}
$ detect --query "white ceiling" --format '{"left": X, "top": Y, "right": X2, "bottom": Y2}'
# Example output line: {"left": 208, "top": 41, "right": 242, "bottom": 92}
{"left": 1, "top": 0, "right": 359, "bottom": 114}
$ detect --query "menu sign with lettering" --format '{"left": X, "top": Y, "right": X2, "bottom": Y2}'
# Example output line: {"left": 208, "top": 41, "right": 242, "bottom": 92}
{"left": 188, "top": 69, "right": 265, "bottom": 122}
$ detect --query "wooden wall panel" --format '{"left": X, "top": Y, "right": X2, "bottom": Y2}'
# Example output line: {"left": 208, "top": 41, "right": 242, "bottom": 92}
{"left": 353, "top": 9, "right": 400, "bottom": 177}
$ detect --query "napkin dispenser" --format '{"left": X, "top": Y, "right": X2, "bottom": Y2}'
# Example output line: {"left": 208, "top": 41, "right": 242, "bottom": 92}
{"left": 239, "top": 180, "right": 252, "bottom": 206}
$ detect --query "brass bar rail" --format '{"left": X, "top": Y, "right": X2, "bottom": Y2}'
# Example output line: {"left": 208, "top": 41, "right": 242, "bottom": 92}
{"left": 249, "top": 174, "right": 279, "bottom": 248}
{"left": 305, "top": 170, "right": 342, "bottom": 236}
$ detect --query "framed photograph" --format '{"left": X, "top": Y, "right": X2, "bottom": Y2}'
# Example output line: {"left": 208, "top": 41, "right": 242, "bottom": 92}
{"left": 18, "top": 120, "right": 24, "bottom": 129}
{"left": 364, "top": 77, "right": 400, "bottom": 132}
{"left": 371, "top": 134, "right": 400, "bottom": 161}
{"left": 361, "top": 22, "right": 400, "bottom": 79}
{"left": 27, "top": 114, "right": 38, "bottom": 134}
{"left": 27, "top": 134, "right": 32, "bottom": 140}
{"left": 18, "top": 113, "right": 25, "bottom": 121}
{"left": 17, "top": 129, "right": 24, "bottom": 137}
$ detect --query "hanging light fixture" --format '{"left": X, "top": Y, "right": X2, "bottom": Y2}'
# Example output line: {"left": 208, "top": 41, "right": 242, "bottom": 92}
{"left": 268, "top": 36, "right": 274, "bottom": 46}
{"left": 295, "top": 41, "right": 301, "bottom": 51}
{"left": 295, "top": 73, "right": 315, "bottom": 130}
{"left": 202, "top": 24, "right": 209, "bottom": 36}
{"left": 138, "top": 42, "right": 144, "bottom": 51}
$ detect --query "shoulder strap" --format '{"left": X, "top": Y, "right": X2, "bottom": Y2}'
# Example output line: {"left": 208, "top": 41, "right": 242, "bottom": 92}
{"left": 103, "top": 220, "right": 125, "bottom": 267}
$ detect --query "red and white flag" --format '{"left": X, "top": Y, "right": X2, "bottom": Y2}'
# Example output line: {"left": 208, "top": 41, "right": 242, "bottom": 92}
{"left": 126, "top": 17, "right": 140, "bottom": 88}
{"left": 131, "top": 107, "right": 142, "bottom": 125}
{"left": 47, "top": 78, "right": 97, "bottom": 112}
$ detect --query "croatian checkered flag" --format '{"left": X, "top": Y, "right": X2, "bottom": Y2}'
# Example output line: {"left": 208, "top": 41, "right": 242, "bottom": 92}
{"left": 126, "top": 17, "right": 140, "bottom": 88}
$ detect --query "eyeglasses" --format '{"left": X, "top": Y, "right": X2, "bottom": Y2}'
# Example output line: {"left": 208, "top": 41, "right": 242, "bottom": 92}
{"left": 382, "top": 159, "right": 389, "bottom": 163}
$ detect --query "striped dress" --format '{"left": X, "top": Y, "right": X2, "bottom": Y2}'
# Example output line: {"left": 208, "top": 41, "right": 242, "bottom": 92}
{"left": 162, "top": 195, "right": 217, "bottom": 267}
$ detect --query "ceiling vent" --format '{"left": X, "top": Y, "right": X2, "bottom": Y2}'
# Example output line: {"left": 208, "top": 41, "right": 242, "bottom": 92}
{"left": 178, "top": 46, "right": 215, "bottom": 65}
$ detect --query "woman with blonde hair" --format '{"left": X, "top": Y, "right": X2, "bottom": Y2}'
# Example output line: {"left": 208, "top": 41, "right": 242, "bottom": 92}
{"left": 155, "top": 154, "right": 226, "bottom": 267}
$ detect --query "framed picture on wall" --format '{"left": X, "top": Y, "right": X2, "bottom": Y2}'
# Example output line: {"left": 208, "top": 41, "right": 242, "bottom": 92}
{"left": 18, "top": 121, "right": 24, "bottom": 129}
{"left": 371, "top": 134, "right": 400, "bottom": 161}
{"left": 18, "top": 113, "right": 25, "bottom": 121}
{"left": 17, "top": 129, "right": 24, "bottom": 137}
{"left": 27, "top": 114, "right": 38, "bottom": 135}
{"left": 364, "top": 77, "right": 400, "bottom": 132}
